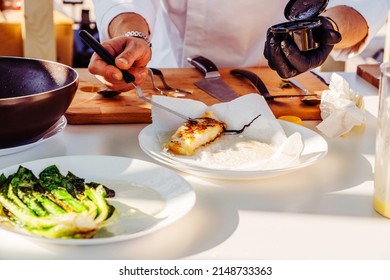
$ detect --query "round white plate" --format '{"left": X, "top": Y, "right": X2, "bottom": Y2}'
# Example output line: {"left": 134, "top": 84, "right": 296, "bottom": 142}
{"left": 138, "top": 120, "right": 328, "bottom": 180}
{"left": 0, "top": 116, "right": 67, "bottom": 156}
{"left": 0, "top": 155, "right": 195, "bottom": 245}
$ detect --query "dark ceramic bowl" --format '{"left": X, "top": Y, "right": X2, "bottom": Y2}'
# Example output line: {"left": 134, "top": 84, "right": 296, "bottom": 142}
{"left": 0, "top": 56, "right": 79, "bottom": 148}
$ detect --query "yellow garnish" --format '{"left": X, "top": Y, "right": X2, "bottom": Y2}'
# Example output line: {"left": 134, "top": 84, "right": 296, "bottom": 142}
{"left": 278, "top": 115, "right": 302, "bottom": 125}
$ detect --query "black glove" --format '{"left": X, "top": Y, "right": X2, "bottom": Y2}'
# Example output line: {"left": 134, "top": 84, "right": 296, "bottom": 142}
{"left": 264, "top": 17, "right": 342, "bottom": 78}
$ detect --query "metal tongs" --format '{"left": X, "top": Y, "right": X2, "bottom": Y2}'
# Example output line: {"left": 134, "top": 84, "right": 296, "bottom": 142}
{"left": 149, "top": 67, "right": 192, "bottom": 97}
{"left": 78, "top": 30, "right": 260, "bottom": 134}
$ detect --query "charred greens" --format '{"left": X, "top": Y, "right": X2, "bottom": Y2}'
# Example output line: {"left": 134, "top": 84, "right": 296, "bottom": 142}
{"left": 0, "top": 165, "right": 116, "bottom": 239}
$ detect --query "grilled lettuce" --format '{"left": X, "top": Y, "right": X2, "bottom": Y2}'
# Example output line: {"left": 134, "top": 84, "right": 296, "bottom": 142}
{"left": 0, "top": 165, "right": 116, "bottom": 239}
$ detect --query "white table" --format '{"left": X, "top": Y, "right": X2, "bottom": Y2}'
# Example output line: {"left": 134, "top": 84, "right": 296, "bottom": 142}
{"left": 0, "top": 72, "right": 388, "bottom": 260}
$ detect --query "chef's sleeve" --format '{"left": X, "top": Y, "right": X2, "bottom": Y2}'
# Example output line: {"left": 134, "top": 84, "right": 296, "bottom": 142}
{"left": 328, "top": 0, "right": 390, "bottom": 60}
{"left": 91, "top": 0, "right": 159, "bottom": 41}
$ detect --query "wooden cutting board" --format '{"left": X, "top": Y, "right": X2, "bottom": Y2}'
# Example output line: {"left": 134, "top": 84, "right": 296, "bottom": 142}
{"left": 357, "top": 64, "right": 380, "bottom": 88}
{"left": 65, "top": 67, "right": 328, "bottom": 124}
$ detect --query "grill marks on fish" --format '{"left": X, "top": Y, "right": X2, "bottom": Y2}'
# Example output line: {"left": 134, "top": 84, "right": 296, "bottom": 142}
{"left": 167, "top": 112, "right": 226, "bottom": 156}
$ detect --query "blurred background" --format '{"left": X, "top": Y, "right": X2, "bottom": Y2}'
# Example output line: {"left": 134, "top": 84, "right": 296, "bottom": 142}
{"left": 0, "top": 0, "right": 97, "bottom": 67}
{"left": 0, "top": 0, "right": 388, "bottom": 73}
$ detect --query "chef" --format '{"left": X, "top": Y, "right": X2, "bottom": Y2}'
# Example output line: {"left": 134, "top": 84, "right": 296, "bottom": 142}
{"left": 88, "top": 0, "right": 390, "bottom": 92}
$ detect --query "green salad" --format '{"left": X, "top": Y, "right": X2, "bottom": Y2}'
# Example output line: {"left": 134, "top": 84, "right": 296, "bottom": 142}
{"left": 0, "top": 165, "right": 117, "bottom": 239}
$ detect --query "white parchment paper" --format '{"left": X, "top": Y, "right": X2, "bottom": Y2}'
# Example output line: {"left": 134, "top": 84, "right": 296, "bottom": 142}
{"left": 150, "top": 94, "right": 304, "bottom": 170}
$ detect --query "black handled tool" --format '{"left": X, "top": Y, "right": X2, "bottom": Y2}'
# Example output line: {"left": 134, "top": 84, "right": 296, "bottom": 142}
{"left": 187, "top": 55, "right": 240, "bottom": 102}
{"left": 78, "top": 29, "right": 135, "bottom": 84}
{"left": 230, "top": 69, "right": 317, "bottom": 101}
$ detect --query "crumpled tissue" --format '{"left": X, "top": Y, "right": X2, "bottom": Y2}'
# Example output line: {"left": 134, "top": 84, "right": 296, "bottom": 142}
{"left": 150, "top": 93, "right": 303, "bottom": 170}
{"left": 316, "top": 73, "right": 365, "bottom": 138}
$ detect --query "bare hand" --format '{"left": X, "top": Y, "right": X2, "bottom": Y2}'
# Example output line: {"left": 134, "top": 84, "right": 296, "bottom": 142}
{"left": 88, "top": 35, "right": 152, "bottom": 92}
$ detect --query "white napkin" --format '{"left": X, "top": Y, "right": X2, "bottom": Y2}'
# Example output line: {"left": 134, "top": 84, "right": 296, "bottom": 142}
{"left": 316, "top": 73, "right": 365, "bottom": 138}
{"left": 151, "top": 93, "right": 304, "bottom": 170}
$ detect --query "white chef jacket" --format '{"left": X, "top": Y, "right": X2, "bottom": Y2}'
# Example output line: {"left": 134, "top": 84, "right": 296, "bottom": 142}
{"left": 91, "top": 0, "right": 390, "bottom": 68}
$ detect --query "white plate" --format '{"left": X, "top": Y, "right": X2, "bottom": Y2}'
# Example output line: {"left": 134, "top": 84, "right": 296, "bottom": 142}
{"left": 138, "top": 120, "right": 328, "bottom": 180}
{"left": 0, "top": 116, "right": 67, "bottom": 156}
{"left": 0, "top": 155, "right": 196, "bottom": 245}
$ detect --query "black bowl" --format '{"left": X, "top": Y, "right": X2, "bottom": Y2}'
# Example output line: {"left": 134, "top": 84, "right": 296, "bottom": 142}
{"left": 0, "top": 56, "right": 79, "bottom": 148}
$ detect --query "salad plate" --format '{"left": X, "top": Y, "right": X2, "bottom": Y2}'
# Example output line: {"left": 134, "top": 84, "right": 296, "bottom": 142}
{"left": 0, "top": 116, "right": 67, "bottom": 156}
{"left": 138, "top": 120, "right": 328, "bottom": 180}
{"left": 0, "top": 155, "right": 196, "bottom": 245}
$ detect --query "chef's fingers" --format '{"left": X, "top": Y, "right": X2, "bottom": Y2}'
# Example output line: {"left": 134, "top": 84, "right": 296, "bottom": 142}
{"left": 313, "top": 17, "right": 342, "bottom": 45}
{"left": 88, "top": 53, "right": 124, "bottom": 85}
{"left": 113, "top": 36, "right": 152, "bottom": 70}
{"left": 314, "top": 28, "right": 341, "bottom": 45}
{"left": 88, "top": 36, "right": 150, "bottom": 79}
{"left": 93, "top": 73, "right": 133, "bottom": 92}
{"left": 129, "top": 67, "right": 149, "bottom": 84}
{"left": 93, "top": 67, "right": 148, "bottom": 92}
{"left": 89, "top": 55, "right": 148, "bottom": 92}
{"left": 265, "top": 35, "right": 297, "bottom": 78}
{"left": 88, "top": 52, "right": 116, "bottom": 80}
{"left": 281, "top": 39, "right": 333, "bottom": 73}
{"left": 87, "top": 41, "right": 124, "bottom": 83}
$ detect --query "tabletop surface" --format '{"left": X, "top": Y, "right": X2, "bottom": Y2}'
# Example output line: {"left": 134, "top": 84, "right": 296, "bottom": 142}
{"left": 0, "top": 71, "right": 387, "bottom": 260}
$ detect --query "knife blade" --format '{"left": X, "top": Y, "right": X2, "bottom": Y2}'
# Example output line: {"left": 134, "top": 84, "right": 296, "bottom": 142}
{"left": 187, "top": 55, "right": 240, "bottom": 102}
{"left": 230, "top": 69, "right": 317, "bottom": 101}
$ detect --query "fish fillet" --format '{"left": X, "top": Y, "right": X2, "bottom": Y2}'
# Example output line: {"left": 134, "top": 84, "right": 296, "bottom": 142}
{"left": 167, "top": 111, "right": 226, "bottom": 156}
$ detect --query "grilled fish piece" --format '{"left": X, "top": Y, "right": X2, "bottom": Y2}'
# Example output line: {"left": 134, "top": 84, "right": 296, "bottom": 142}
{"left": 167, "top": 111, "right": 226, "bottom": 156}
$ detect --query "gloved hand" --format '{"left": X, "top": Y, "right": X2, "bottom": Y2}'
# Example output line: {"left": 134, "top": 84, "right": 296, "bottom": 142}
{"left": 264, "top": 17, "right": 342, "bottom": 78}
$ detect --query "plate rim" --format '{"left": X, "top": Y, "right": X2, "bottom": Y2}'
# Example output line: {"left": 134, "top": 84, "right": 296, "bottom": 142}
{"left": 0, "top": 155, "right": 196, "bottom": 245}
